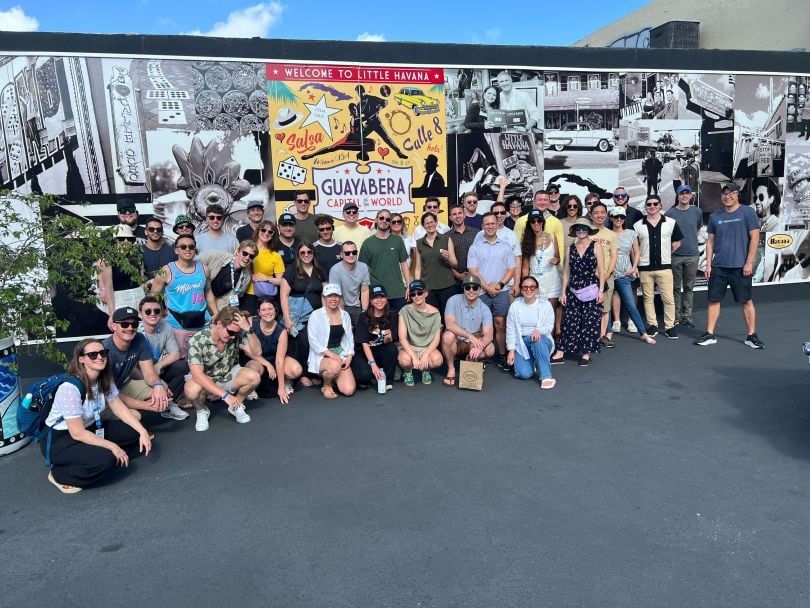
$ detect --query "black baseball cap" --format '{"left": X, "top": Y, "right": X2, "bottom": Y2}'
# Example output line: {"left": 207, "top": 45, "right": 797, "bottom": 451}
{"left": 116, "top": 199, "right": 137, "bottom": 213}
{"left": 278, "top": 213, "right": 296, "bottom": 225}
{"left": 722, "top": 182, "right": 740, "bottom": 193}
{"left": 112, "top": 307, "right": 139, "bottom": 323}
{"left": 343, "top": 203, "right": 359, "bottom": 212}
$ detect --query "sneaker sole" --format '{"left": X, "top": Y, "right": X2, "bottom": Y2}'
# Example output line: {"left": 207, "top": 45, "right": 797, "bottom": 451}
{"left": 665, "top": 334, "right": 679, "bottom": 340}
{"left": 694, "top": 339, "right": 717, "bottom": 346}
{"left": 744, "top": 341, "right": 764, "bottom": 349}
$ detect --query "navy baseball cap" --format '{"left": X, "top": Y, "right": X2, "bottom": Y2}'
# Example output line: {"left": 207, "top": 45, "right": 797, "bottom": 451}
{"left": 676, "top": 184, "right": 692, "bottom": 194}
{"left": 278, "top": 213, "right": 296, "bottom": 225}
{"left": 370, "top": 285, "right": 387, "bottom": 298}
{"left": 408, "top": 279, "right": 426, "bottom": 291}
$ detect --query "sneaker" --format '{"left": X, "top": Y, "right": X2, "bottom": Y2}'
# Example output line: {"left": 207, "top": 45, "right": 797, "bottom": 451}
{"left": 694, "top": 332, "right": 717, "bottom": 346}
{"left": 246, "top": 390, "right": 259, "bottom": 401}
{"left": 403, "top": 371, "right": 415, "bottom": 387}
{"left": 627, "top": 320, "right": 638, "bottom": 333}
{"left": 664, "top": 327, "right": 678, "bottom": 340}
{"left": 195, "top": 406, "right": 210, "bottom": 432}
{"left": 496, "top": 356, "right": 507, "bottom": 370}
{"left": 229, "top": 405, "right": 251, "bottom": 423}
{"left": 744, "top": 333, "right": 765, "bottom": 349}
{"left": 646, "top": 325, "right": 658, "bottom": 337}
{"left": 680, "top": 317, "right": 696, "bottom": 328}
{"left": 600, "top": 336, "right": 615, "bottom": 349}
{"left": 421, "top": 371, "right": 432, "bottom": 385}
{"left": 611, "top": 320, "right": 621, "bottom": 333}
{"left": 160, "top": 402, "right": 190, "bottom": 420}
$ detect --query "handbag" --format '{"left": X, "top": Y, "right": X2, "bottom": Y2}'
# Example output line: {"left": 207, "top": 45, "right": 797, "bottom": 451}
{"left": 253, "top": 281, "right": 278, "bottom": 298}
{"left": 571, "top": 283, "right": 599, "bottom": 302}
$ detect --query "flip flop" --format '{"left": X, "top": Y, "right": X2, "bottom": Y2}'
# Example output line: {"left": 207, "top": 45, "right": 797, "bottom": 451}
{"left": 443, "top": 376, "right": 456, "bottom": 387}
{"left": 540, "top": 378, "right": 557, "bottom": 390}
{"left": 320, "top": 386, "right": 338, "bottom": 400}
{"left": 48, "top": 470, "right": 82, "bottom": 494}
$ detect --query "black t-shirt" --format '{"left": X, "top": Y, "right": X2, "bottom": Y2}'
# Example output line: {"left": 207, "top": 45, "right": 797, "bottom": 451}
{"left": 273, "top": 237, "right": 302, "bottom": 267}
{"left": 355, "top": 310, "right": 399, "bottom": 346}
{"left": 314, "top": 242, "right": 342, "bottom": 275}
{"left": 283, "top": 266, "right": 323, "bottom": 310}
{"left": 102, "top": 333, "right": 152, "bottom": 386}
{"left": 211, "top": 263, "right": 244, "bottom": 297}
{"left": 236, "top": 223, "right": 257, "bottom": 243}
{"left": 141, "top": 243, "right": 177, "bottom": 278}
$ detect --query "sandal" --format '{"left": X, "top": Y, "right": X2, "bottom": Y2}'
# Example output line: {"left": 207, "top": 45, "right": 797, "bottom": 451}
{"left": 540, "top": 378, "right": 557, "bottom": 390}
{"left": 320, "top": 386, "right": 338, "bottom": 400}
{"left": 550, "top": 354, "right": 565, "bottom": 364}
{"left": 443, "top": 375, "right": 456, "bottom": 387}
{"left": 641, "top": 334, "right": 657, "bottom": 345}
{"left": 48, "top": 470, "right": 82, "bottom": 494}
{"left": 578, "top": 356, "right": 590, "bottom": 367}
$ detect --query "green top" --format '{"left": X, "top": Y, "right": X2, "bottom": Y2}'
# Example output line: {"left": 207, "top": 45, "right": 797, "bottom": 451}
{"left": 359, "top": 233, "right": 408, "bottom": 298}
{"left": 416, "top": 232, "right": 455, "bottom": 290}
{"left": 399, "top": 305, "right": 441, "bottom": 348}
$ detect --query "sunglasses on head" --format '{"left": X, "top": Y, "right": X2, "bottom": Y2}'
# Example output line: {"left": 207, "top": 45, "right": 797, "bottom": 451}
{"left": 176, "top": 243, "right": 195, "bottom": 251}
{"left": 241, "top": 250, "right": 256, "bottom": 260}
{"left": 146, "top": 226, "right": 163, "bottom": 233}
{"left": 142, "top": 307, "right": 162, "bottom": 316}
{"left": 614, "top": 193, "right": 628, "bottom": 199}
{"left": 410, "top": 289, "right": 426, "bottom": 297}
{"left": 343, "top": 250, "right": 358, "bottom": 256}
{"left": 82, "top": 348, "right": 109, "bottom": 361}
{"left": 463, "top": 284, "right": 480, "bottom": 292}
{"left": 207, "top": 214, "right": 223, "bottom": 220}
{"left": 118, "top": 320, "right": 138, "bottom": 329}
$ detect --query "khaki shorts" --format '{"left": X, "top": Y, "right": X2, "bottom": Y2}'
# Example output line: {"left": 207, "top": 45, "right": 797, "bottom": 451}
{"left": 602, "top": 276, "right": 615, "bottom": 314}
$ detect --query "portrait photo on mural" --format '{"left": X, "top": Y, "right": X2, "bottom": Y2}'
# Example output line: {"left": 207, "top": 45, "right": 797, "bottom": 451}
{"left": 266, "top": 63, "right": 446, "bottom": 229}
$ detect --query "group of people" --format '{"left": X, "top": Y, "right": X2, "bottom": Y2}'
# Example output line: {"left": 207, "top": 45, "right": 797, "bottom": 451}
{"left": 41, "top": 183, "right": 765, "bottom": 493}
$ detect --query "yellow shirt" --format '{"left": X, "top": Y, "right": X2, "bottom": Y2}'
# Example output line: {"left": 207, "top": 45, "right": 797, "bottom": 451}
{"left": 514, "top": 212, "right": 564, "bottom": 256}
{"left": 334, "top": 223, "right": 371, "bottom": 250}
{"left": 246, "top": 248, "right": 285, "bottom": 295}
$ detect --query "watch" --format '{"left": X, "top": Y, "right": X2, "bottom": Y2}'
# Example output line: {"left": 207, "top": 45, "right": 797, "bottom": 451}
{"left": 496, "top": 282, "right": 504, "bottom": 290}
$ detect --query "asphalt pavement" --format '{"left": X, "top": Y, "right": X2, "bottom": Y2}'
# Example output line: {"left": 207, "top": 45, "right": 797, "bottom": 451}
{"left": 3, "top": 284, "right": 810, "bottom": 608}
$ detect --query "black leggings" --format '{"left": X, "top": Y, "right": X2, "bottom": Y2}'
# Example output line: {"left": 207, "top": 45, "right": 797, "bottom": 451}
{"left": 42, "top": 421, "right": 141, "bottom": 488}
{"left": 351, "top": 342, "right": 399, "bottom": 385}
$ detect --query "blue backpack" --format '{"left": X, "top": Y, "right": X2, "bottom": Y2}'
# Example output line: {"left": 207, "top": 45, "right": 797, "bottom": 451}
{"left": 17, "top": 374, "right": 86, "bottom": 467}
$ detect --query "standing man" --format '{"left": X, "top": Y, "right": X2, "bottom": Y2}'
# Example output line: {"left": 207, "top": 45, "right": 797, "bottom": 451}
{"left": 236, "top": 201, "right": 265, "bottom": 242}
{"left": 185, "top": 306, "right": 262, "bottom": 432}
{"left": 329, "top": 240, "right": 370, "bottom": 328}
{"left": 359, "top": 209, "right": 410, "bottom": 311}
{"left": 440, "top": 275, "right": 495, "bottom": 386}
{"left": 272, "top": 213, "right": 302, "bottom": 267}
{"left": 634, "top": 194, "right": 683, "bottom": 339}
{"left": 666, "top": 185, "right": 703, "bottom": 327}
{"left": 461, "top": 192, "right": 483, "bottom": 230}
{"left": 589, "top": 202, "right": 619, "bottom": 347}
{"left": 495, "top": 70, "right": 541, "bottom": 132}
{"left": 116, "top": 198, "right": 146, "bottom": 241}
{"left": 290, "top": 190, "right": 319, "bottom": 243}
{"left": 334, "top": 202, "right": 371, "bottom": 250}
{"left": 102, "top": 306, "right": 170, "bottom": 419}
{"left": 547, "top": 184, "right": 563, "bottom": 216}
{"left": 195, "top": 204, "right": 238, "bottom": 254}
{"left": 694, "top": 183, "right": 764, "bottom": 348}
{"left": 467, "top": 212, "right": 516, "bottom": 370}
{"left": 472, "top": 200, "right": 521, "bottom": 295}
{"left": 606, "top": 186, "right": 644, "bottom": 229}
{"left": 448, "top": 202, "right": 480, "bottom": 289}
{"left": 413, "top": 197, "right": 450, "bottom": 240}
{"left": 141, "top": 217, "right": 176, "bottom": 281}
{"left": 313, "top": 214, "right": 342, "bottom": 275}
{"left": 643, "top": 151, "right": 664, "bottom": 197}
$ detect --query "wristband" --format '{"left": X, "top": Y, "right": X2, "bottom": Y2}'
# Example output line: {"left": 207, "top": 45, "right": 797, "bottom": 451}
{"left": 367, "top": 359, "right": 376, "bottom": 365}
{"left": 152, "top": 382, "right": 164, "bottom": 389}
{"left": 221, "top": 391, "right": 230, "bottom": 400}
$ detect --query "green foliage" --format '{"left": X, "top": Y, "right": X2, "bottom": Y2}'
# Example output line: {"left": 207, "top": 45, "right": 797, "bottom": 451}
{"left": 0, "top": 190, "right": 141, "bottom": 364}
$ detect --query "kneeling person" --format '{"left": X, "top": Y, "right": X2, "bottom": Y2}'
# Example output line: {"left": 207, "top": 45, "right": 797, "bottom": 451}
{"left": 441, "top": 275, "right": 495, "bottom": 386}
{"left": 185, "top": 306, "right": 261, "bottom": 431}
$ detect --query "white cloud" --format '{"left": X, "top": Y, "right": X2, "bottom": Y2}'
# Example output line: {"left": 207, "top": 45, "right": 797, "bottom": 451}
{"left": 357, "top": 32, "right": 385, "bottom": 42}
{"left": 185, "top": 2, "right": 283, "bottom": 38}
{"left": 0, "top": 6, "right": 39, "bottom": 31}
{"left": 755, "top": 83, "right": 770, "bottom": 99}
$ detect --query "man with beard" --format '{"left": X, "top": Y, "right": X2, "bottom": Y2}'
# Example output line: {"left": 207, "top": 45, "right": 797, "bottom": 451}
{"left": 360, "top": 209, "right": 410, "bottom": 312}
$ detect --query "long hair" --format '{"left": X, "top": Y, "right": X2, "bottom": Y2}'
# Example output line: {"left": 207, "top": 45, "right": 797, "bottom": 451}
{"left": 364, "top": 296, "right": 391, "bottom": 331}
{"left": 252, "top": 220, "right": 277, "bottom": 249}
{"left": 295, "top": 240, "right": 325, "bottom": 281}
{"left": 483, "top": 85, "right": 500, "bottom": 110}
{"left": 68, "top": 339, "right": 114, "bottom": 399}
{"left": 520, "top": 214, "right": 546, "bottom": 260}
{"left": 559, "top": 194, "right": 582, "bottom": 220}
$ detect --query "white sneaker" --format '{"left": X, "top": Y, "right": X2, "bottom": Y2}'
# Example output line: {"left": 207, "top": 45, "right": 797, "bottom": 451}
{"left": 195, "top": 407, "right": 210, "bottom": 432}
{"left": 246, "top": 390, "right": 259, "bottom": 402}
{"left": 229, "top": 405, "right": 251, "bottom": 424}
{"left": 160, "top": 402, "right": 190, "bottom": 420}
{"left": 611, "top": 321, "right": 621, "bottom": 333}
{"left": 627, "top": 320, "right": 638, "bottom": 333}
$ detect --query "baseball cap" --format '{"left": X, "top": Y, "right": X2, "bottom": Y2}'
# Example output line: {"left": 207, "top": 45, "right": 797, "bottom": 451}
{"left": 462, "top": 275, "right": 481, "bottom": 287}
{"left": 116, "top": 198, "right": 137, "bottom": 213}
{"left": 370, "top": 285, "right": 387, "bottom": 298}
{"left": 547, "top": 184, "right": 560, "bottom": 194}
{"left": 322, "top": 283, "right": 342, "bottom": 297}
{"left": 278, "top": 213, "right": 296, "bottom": 225}
{"left": 246, "top": 201, "right": 264, "bottom": 209}
{"left": 527, "top": 209, "right": 544, "bottom": 221}
{"left": 408, "top": 279, "right": 426, "bottom": 292}
{"left": 343, "top": 203, "right": 359, "bottom": 212}
{"left": 676, "top": 185, "right": 693, "bottom": 194}
{"left": 112, "top": 307, "right": 139, "bottom": 323}
{"left": 722, "top": 182, "right": 740, "bottom": 193}
{"left": 609, "top": 206, "right": 626, "bottom": 218}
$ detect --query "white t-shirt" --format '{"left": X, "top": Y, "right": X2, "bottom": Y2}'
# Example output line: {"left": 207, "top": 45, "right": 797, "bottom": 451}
{"left": 45, "top": 381, "right": 119, "bottom": 431}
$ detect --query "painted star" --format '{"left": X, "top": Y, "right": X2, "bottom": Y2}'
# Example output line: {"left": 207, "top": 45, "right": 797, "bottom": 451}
{"left": 301, "top": 95, "right": 340, "bottom": 138}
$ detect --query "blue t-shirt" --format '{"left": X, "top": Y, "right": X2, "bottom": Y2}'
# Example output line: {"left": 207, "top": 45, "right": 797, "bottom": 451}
{"left": 665, "top": 206, "right": 703, "bottom": 257}
{"left": 707, "top": 205, "right": 758, "bottom": 268}
{"left": 103, "top": 333, "right": 153, "bottom": 386}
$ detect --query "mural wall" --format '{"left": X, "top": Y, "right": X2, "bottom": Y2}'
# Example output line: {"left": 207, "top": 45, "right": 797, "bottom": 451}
{"left": 1, "top": 49, "right": 809, "bottom": 338}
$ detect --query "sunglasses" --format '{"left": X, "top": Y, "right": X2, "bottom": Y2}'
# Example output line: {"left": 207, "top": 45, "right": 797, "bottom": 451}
{"left": 176, "top": 244, "right": 195, "bottom": 251}
{"left": 344, "top": 209, "right": 358, "bottom": 215}
{"left": 510, "top": 203, "right": 522, "bottom": 208}
{"left": 295, "top": 199, "right": 310, "bottom": 204}
{"left": 298, "top": 250, "right": 314, "bottom": 256}
{"left": 493, "top": 210, "right": 507, "bottom": 216}
{"left": 318, "top": 226, "right": 333, "bottom": 232}
{"left": 465, "top": 200, "right": 478, "bottom": 205}
{"left": 410, "top": 289, "right": 426, "bottom": 297}
{"left": 529, "top": 218, "right": 544, "bottom": 224}
{"left": 645, "top": 202, "right": 660, "bottom": 207}
{"left": 463, "top": 284, "right": 480, "bottom": 292}
{"left": 142, "top": 308, "right": 162, "bottom": 316}
{"left": 343, "top": 250, "right": 358, "bottom": 256}
{"left": 207, "top": 214, "right": 223, "bottom": 220}
{"left": 259, "top": 227, "right": 274, "bottom": 234}
{"left": 574, "top": 226, "right": 590, "bottom": 232}
{"left": 241, "top": 251, "right": 257, "bottom": 260}
{"left": 426, "top": 206, "right": 439, "bottom": 211}
{"left": 567, "top": 204, "right": 579, "bottom": 209}
{"left": 612, "top": 216, "right": 626, "bottom": 220}
{"left": 391, "top": 219, "right": 403, "bottom": 225}
{"left": 81, "top": 348, "right": 109, "bottom": 360}
{"left": 117, "top": 237, "right": 136, "bottom": 243}
{"left": 585, "top": 201, "right": 595, "bottom": 206}
{"left": 118, "top": 320, "right": 138, "bottom": 329}
{"left": 225, "top": 327, "right": 241, "bottom": 337}
{"left": 377, "top": 217, "right": 391, "bottom": 222}
{"left": 176, "top": 224, "right": 194, "bottom": 231}
{"left": 614, "top": 194, "right": 628, "bottom": 199}
{"left": 521, "top": 285, "right": 538, "bottom": 291}
{"left": 146, "top": 226, "right": 163, "bottom": 233}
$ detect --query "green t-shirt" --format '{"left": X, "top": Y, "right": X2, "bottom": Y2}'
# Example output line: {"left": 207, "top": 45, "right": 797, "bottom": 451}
{"left": 359, "top": 234, "right": 408, "bottom": 299}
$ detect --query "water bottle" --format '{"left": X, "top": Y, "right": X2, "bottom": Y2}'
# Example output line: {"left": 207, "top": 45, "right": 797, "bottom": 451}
{"left": 377, "top": 369, "right": 386, "bottom": 394}
{"left": 20, "top": 393, "right": 33, "bottom": 409}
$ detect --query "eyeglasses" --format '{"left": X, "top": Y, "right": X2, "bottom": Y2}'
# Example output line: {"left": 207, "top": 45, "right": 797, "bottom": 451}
{"left": 344, "top": 209, "right": 358, "bottom": 215}
{"left": 520, "top": 285, "right": 537, "bottom": 291}
{"left": 318, "top": 226, "right": 333, "bottom": 232}
{"left": 463, "top": 285, "right": 480, "bottom": 292}
{"left": 225, "top": 327, "right": 241, "bottom": 337}
{"left": 146, "top": 226, "right": 163, "bottom": 233}
{"left": 343, "top": 250, "right": 358, "bottom": 256}
{"left": 613, "top": 193, "right": 628, "bottom": 199}
{"left": 410, "top": 289, "right": 426, "bottom": 297}
{"left": 645, "top": 202, "right": 660, "bottom": 207}
{"left": 117, "top": 237, "right": 136, "bottom": 243}
{"left": 176, "top": 244, "right": 195, "bottom": 251}
{"left": 241, "top": 251, "right": 256, "bottom": 260}
{"left": 391, "top": 219, "right": 403, "bottom": 225}
{"left": 493, "top": 210, "right": 507, "bottom": 216}
{"left": 207, "top": 214, "right": 223, "bottom": 220}
{"left": 142, "top": 308, "right": 162, "bottom": 316}
{"left": 298, "top": 250, "right": 314, "bottom": 256}
{"left": 259, "top": 228, "right": 274, "bottom": 234}
{"left": 118, "top": 321, "right": 138, "bottom": 329}
{"left": 176, "top": 224, "right": 194, "bottom": 231}
{"left": 81, "top": 348, "right": 109, "bottom": 361}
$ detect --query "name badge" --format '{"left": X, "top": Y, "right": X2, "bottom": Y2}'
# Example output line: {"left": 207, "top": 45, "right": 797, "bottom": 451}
{"left": 95, "top": 428, "right": 105, "bottom": 439}
{"left": 229, "top": 294, "right": 240, "bottom": 307}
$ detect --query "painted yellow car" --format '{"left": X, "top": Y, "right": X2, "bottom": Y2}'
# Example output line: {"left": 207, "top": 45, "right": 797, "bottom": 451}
{"left": 394, "top": 87, "right": 440, "bottom": 115}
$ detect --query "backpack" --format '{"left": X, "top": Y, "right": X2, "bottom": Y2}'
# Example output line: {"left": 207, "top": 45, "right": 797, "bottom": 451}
{"left": 17, "top": 374, "right": 86, "bottom": 467}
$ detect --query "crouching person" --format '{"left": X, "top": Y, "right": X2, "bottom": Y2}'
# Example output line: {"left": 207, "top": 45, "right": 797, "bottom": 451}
{"left": 184, "top": 306, "right": 261, "bottom": 431}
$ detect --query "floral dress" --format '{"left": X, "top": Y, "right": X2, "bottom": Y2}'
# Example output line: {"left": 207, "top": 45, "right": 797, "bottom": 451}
{"left": 561, "top": 241, "right": 601, "bottom": 354}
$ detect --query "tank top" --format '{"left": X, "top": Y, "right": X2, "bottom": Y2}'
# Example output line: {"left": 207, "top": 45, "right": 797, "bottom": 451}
{"left": 165, "top": 261, "right": 208, "bottom": 330}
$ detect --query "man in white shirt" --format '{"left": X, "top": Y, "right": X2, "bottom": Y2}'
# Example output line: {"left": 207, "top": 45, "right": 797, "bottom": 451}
{"left": 495, "top": 70, "right": 541, "bottom": 132}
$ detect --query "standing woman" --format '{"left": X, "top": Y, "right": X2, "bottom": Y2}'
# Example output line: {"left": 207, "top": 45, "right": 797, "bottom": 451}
{"left": 42, "top": 339, "right": 152, "bottom": 493}
{"left": 390, "top": 212, "right": 416, "bottom": 270}
{"left": 351, "top": 285, "right": 399, "bottom": 390}
{"left": 244, "top": 298, "right": 303, "bottom": 403}
{"left": 608, "top": 207, "right": 656, "bottom": 344}
{"left": 307, "top": 284, "right": 356, "bottom": 399}
{"left": 553, "top": 219, "right": 605, "bottom": 367}
{"left": 506, "top": 275, "right": 557, "bottom": 389}
{"left": 242, "top": 220, "right": 285, "bottom": 315}
{"left": 280, "top": 241, "right": 325, "bottom": 386}
{"left": 520, "top": 208, "right": 561, "bottom": 307}
{"left": 398, "top": 280, "right": 443, "bottom": 386}
{"left": 414, "top": 211, "right": 458, "bottom": 315}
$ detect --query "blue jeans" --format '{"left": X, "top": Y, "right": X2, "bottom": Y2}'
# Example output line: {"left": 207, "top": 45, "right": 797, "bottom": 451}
{"left": 612, "top": 275, "right": 647, "bottom": 334}
{"left": 513, "top": 335, "right": 553, "bottom": 381}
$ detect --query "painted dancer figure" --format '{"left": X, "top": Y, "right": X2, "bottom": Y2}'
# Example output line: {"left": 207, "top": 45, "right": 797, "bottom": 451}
{"left": 302, "top": 103, "right": 376, "bottom": 161}
{"left": 355, "top": 85, "right": 408, "bottom": 160}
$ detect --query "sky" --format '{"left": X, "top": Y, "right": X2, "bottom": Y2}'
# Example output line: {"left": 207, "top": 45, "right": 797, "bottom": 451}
{"left": 0, "top": 1, "right": 650, "bottom": 47}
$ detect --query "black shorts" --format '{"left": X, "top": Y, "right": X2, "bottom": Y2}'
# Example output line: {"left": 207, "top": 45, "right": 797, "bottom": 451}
{"left": 707, "top": 266, "right": 752, "bottom": 304}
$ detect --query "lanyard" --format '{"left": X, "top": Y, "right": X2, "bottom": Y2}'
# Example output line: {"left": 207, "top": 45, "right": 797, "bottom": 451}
{"left": 91, "top": 390, "right": 104, "bottom": 429}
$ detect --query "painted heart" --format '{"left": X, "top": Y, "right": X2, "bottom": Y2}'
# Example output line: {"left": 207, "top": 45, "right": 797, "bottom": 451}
{"left": 378, "top": 147, "right": 389, "bottom": 158}
{"left": 275, "top": 133, "right": 285, "bottom": 142}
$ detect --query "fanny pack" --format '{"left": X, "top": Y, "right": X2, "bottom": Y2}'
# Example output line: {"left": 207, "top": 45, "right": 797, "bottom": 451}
{"left": 571, "top": 284, "right": 599, "bottom": 302}
{"left": 169, "top": 308, "right": 207, "bottom": 329}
